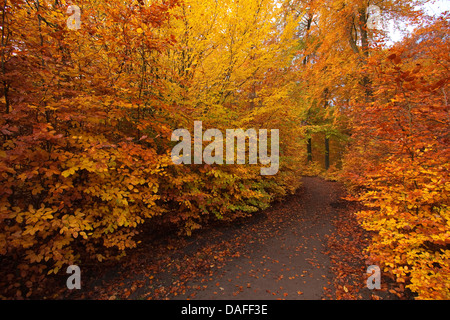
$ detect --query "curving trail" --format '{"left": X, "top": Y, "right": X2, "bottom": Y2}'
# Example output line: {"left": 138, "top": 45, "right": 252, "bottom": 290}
{"left": 70, "top": 177, "right": 380, "bottom": 300}
{"left": 170, "top": 176, "right": 342, "bottom": 300}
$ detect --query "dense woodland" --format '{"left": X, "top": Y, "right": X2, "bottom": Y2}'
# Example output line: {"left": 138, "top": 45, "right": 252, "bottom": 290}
{"left": 0, "top": 0, "right": 448, "bottom": 299}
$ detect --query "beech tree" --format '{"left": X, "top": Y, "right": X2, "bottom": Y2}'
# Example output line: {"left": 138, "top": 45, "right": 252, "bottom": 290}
{"left": 343, "top": 14, "right": 449, "bottom": 299}
{"left": 0, "top": 0, "right": 179, "bottom": 298}
{"left": 0, "top": 0, "right": 305, "bottom": 298}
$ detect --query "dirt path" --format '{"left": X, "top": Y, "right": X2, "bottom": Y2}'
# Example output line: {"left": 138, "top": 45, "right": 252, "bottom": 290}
{"left": 68, "top": 177, "right": 374, "bottom": 300}
{"left": 170, "top": 177, "right": 341, "bottom": 300}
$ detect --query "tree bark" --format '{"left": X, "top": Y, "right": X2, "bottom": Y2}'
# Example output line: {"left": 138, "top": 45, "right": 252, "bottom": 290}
{"left": 325, "top": 136, "right": 330, "bottom": 170}
{"left": 307, "top": 138, "right": 312, "bottom": 162}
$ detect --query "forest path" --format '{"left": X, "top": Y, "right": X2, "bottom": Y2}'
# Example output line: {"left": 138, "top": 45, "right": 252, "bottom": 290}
{"left": 70, "top": 177, "right": 375, "bottom": 300}
{"left": 170, "top": 176, "right": 341, "bottom": 300}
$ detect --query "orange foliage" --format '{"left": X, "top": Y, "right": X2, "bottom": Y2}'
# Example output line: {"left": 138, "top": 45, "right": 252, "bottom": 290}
{"left": 0, "top": 0, "right": 303, "bottom": 298}
{"left": 343, "top": 15, "right": 449, "bottom": 299}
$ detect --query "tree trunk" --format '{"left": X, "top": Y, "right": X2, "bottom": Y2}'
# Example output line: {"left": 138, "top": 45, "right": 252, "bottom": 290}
{"left": 307, "top": 138, "right": 312, "bottom": 162}
{"left": 303, "top": 14, "right": 313, "bottom": 163}
{"left": 325, "top": 136, "right": 330, "bottom": 170}
{"left": 323, "top": 88, "right": 330, "bottom": 170}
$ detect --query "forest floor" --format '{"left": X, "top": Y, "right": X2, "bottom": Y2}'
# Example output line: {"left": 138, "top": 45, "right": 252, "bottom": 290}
{"left": 61, "top": 177, "right": 400, "bottom": 300}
